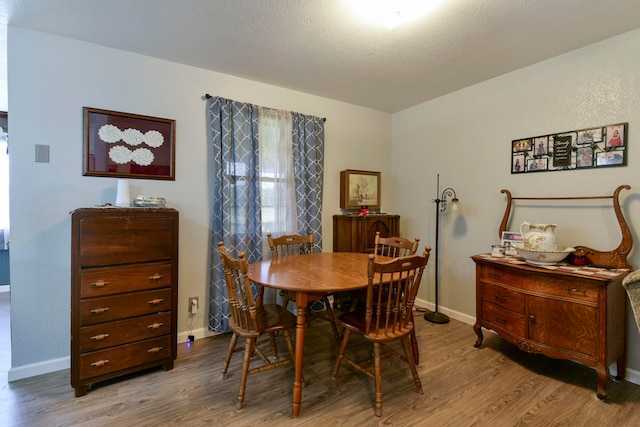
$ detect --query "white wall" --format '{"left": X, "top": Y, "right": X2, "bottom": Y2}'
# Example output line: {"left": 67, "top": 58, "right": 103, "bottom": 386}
{"left": 9, "top": 22, "right": 640, "bottom": 384}
{"left": 7, "top": 27, "right": 391, "bottom": 380}
{"left": 393, "top": 29, "right": 640, "bottom": 376}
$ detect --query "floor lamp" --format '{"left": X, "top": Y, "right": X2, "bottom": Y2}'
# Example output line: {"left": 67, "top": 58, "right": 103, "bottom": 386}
{"left": 424, "top": 174, "right": 459, "bottom": 324}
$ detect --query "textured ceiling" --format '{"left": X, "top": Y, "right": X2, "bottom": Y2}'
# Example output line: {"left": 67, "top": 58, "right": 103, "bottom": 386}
{"left": 2, "top": 0, "right": 640, "bottom": 112}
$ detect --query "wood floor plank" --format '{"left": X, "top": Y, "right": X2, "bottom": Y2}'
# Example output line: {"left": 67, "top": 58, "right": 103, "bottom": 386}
{"left": 1, "top": 309, "right": 640, "bottom": 426}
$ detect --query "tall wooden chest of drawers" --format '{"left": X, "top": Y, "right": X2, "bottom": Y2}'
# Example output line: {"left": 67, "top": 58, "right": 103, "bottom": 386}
{"left": 70, "top": 207, "right": 179, "bottom": 396}
{"left": 472, "top": 254, "right": 627, "bottom": 399}
{"left": 333, "top": 214, "right": 400, "bottom": 253}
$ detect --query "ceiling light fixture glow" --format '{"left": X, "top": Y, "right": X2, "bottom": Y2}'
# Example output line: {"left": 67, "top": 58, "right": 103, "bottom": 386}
{"left": 348, "top": 0, "right": 442, "bottom": 29}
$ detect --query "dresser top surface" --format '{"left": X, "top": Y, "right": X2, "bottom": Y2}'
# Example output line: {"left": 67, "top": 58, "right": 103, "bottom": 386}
{"left": 472, "top": 253, "right": 629, "bottom": 282}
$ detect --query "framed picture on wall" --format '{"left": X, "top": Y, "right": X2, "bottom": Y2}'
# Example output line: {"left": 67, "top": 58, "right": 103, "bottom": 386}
{"left": 340, "top": 169, "right": 381, "bottom": 210}
{"left": 510, "top": 122, "right": 627, "bottom": 174}
{"left": 83, "top": 107, "right": 176, "bottom": 180}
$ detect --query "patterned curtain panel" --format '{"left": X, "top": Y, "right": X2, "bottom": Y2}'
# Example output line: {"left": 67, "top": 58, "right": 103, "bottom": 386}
{"left": 207, "top": 99, "right": 325, "bottom": 332}
{"left": 208, "top": 96, "right": 261, "bottom": 333}
{"left": 292, "top": 113, "right": 325, "bottom": 249}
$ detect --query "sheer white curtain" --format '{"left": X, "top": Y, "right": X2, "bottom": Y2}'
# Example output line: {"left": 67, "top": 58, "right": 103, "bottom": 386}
{"left": 258, "top": 107, "right": 297, "bottom": 256}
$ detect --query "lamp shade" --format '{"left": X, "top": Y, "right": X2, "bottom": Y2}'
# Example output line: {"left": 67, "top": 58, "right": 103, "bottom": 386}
{"left": 449, "top": 198, "right": 461, "bottom": 214}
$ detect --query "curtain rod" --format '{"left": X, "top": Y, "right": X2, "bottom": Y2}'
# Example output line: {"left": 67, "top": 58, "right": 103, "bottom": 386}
{"left": 203, "top": 94, "right": 326, "bottom": 122}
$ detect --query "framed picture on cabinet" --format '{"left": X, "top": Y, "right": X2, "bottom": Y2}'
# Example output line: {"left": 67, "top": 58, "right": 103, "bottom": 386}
{"left": 83, "top": 107, "right": 176, "bottom": 180}
{"left": 340, "top": 169, "right": 381, "bottom": 210}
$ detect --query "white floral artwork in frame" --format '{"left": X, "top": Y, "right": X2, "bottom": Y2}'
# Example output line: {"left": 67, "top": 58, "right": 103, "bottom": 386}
{"left": 83, "top": 107, "right": 176, "bottom": 180}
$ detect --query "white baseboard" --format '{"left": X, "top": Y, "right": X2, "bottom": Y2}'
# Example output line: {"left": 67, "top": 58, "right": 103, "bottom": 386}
{"left": 8, "top": 356, "right": 70, "bottom": 382}
{"left": 414, "top": 297, "right": 475, "bottom": 325}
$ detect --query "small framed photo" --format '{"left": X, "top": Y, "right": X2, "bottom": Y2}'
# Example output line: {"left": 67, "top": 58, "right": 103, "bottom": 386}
{"left": 512, "top": 139, "right": 532, "bottom": 152}
{"left": 527, "top": 157, "right": 547, "bottom": 172}
{"left": 512, "top": 154, "right": 525, "bottom": 173}
{"left": 83, "top": 107, "right": 176, "bottom": 180}
{"left": 501, "top": 231, "right": 523, "bottom": 256}
{"left": 605, "top": 124, "right": 625, "bottom": 148}
{"left": 596, "top": 150, "right": 625, "bottom": 167}
{"left": 577, "top": 127, "right": 602, "bottom": 145}
{"left": 533, "top": 136, "right": 548, "bottom": 156}
{"left": 576, "top": 147, "right": 594, "bottom": 168}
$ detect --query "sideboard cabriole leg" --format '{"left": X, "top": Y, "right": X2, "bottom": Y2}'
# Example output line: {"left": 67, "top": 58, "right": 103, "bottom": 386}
{"left": 596, "top": 364, "right": 609, "bottom": 400}
{"left": 473, "top": 323, "right": 483, "bottom": 348}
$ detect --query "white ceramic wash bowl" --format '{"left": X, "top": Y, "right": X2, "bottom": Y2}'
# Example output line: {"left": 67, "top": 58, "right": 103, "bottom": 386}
{"left": 512, "top": 244, "right": 576, "bottom": 266}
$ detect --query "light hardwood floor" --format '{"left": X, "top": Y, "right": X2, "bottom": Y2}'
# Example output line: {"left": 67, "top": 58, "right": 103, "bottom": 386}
{"left": 1, "top": 302, "right": 640, "bottom": 426}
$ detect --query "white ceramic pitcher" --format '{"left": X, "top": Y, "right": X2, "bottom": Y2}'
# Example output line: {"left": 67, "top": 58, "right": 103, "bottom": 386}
{"left": 520, "top": 221, "right": 558, "bottom": 251}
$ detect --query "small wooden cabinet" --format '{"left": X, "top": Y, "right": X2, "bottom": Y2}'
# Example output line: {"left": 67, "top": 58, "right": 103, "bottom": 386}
{"left": 333, "top": 214, "right": 400, "bottom": 253}
{"left": 71, "top": 207, "right": 179, "bottom": 396}
{"left": 472, "top": 255, "right": 627, "bottom": 399}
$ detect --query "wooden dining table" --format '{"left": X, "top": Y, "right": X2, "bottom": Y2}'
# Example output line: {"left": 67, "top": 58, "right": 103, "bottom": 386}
{"left": 246, "top": 251, "right": 373, "bottom": 418}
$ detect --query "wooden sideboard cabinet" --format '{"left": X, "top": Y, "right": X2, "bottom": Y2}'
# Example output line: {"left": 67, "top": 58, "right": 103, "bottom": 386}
{"left": 70, "top": 207, "right": 179, "bottom": 396}
{"left": 333, "top": 214, "right": 400, "bottom": 253}
{"left": 472, "top": 254, "right": 627, "bottom": 399}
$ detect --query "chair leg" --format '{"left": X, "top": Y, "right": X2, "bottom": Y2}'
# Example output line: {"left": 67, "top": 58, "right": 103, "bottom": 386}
{"left": 235, "top": 337, "right": 254, "bottom": 410}
{"left": 410, "top": 311, "right": 419, "bottom": 365}
{"left": 331, "top": 329, "right": 351, "bottom": 379}
{"left": 323, "top": 296, "right": 340, "bottom": 342}
{"left": 282, "top": 329, "right": 296, "bottom": 359}
{"left": 401, "top": 335, "right": 423, "bottom": 395}
{"left": 373, "top": 342, "right": 383, "bottom": 417}
{"left": 221, "top": 333, "right": 238, "bottom": 379}
{"left": 268, "top": 332, "right": 278, "bottom": 359}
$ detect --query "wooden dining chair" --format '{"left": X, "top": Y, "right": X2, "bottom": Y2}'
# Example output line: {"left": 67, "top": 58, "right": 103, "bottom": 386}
{"left": 332, "top": 248, "right": 431, "bottom": 417}
{"left": 217, "top": 242, "right": 296, "bottom": 410}
{"left": 267, "top": 231, "right": 340, "bottom": 342}
{"left": 374, "top": 231, "right": 420, "bottom": 258}
{"left": 349, "top": 232, "right": 423, "bottom": 362}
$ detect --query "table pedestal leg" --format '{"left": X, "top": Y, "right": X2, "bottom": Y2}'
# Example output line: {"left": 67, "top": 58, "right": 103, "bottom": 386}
{"left": 292, "top": 292, "right": 308, "bottom": 418}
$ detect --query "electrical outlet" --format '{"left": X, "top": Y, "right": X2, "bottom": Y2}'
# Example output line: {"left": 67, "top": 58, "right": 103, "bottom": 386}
{"left": 189, "top": 296, "right": 199, "bottom": 315}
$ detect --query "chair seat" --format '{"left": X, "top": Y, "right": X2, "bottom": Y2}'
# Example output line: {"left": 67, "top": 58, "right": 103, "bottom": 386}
{"left": 230, "top": 303, "right": 297, "bottom": 338}
{"left": 338, "top": 309, "right": 414, "bottom": 341}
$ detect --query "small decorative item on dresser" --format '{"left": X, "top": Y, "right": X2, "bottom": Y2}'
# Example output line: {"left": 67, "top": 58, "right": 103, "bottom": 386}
{"left": 132, "top": 195, "right": 166, "bottom": 207}
{"left": 569, "top": 248, "right": 587, "bottom": 265}
{"left": 491, "top": 245, "right": 505, "bottom": 257}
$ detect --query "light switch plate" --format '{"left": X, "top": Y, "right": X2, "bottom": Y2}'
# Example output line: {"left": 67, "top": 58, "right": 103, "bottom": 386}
{"left": 35, "top": 144, "right": 50, "bottom": 163}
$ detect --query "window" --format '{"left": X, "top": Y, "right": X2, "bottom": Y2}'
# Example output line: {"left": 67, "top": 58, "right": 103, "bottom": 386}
{"left": 258, "top": 108, "right": 297, "bottom": 236}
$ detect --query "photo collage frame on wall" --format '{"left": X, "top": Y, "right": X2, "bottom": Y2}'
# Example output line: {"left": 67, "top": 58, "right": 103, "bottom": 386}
{"left": 511, "top": 122, "right": 627, "bottom": 174}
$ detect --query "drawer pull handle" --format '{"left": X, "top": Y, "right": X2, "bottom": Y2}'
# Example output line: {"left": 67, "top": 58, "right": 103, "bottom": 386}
{"left": 529, "top": 315, "right": 536, "bottom": 324}
{"left": 495, "top": 316, "right": 507, "bottom": 325}
{"left": 488, "top": 272, "right": 501, "bottom": 279}
{"left": 91, "top": 359, "right": 109, "bottom": 367}
{"left": 149, "top": 273, "right": 164, "bottom": 281}
{"left": 91, "top": 280, "right": 109, "bottom": 288}
{"left": 148, "top": 322, "right": 164, "bottom": 329}
{"left": 148, "top": 298, "right": 164, "bottom": 305}
{"left": 90, "top": 333, "right": 110, "bottom": 341}
{"left": 90, "top": 307, "right": 110, "bottom": 314}
{"left": 148, "top": 346, "right": 163, "bottom": 353}
{"left": 494, "top": 294, "right": 507, "bottom": 303}
{"left": 565, "top": 287, "right": 586, "bottom": 295}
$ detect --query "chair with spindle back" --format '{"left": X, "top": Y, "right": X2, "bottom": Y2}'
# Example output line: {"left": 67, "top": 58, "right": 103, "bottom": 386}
{"left": 218, "top": 242, "right": 296, "bottom": 410}
{"left": 267, "top": 231, "right": 340, "bottom": 342}
{"left": 332, "top": 247, "right": 431, "bottom": 417}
